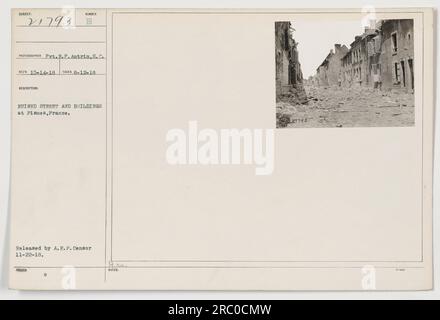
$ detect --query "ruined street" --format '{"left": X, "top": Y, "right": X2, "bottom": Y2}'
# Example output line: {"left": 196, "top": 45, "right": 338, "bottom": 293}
{"left": 276, "top": 85, "right": 415, "bottom": 128}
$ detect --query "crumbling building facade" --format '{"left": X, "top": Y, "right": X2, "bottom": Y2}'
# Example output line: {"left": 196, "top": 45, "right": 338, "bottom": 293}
{"left": 275, "top": 21, "right": 305, "bottom": 99}
{"left": 315, "top": 19, "right": 414, "bottom": 93}
{"left": 316, "top": 44, "right": 349, "bottom": 86}
{"left": 348, "top": 31, "right": 375, "bottom": 86}
{"left": 378, "top": 19, "right": 414, "bottom": 92}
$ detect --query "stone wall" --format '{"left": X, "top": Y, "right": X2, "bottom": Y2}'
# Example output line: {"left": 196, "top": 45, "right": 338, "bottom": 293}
{"left": 379, "top": 19, "right": 414, "bottom": 92}
{"left": 327, "top": 45, "right": 349, "bottom": 86}
{"left": 275, "top": 21, "right": 307, "bottom": 102}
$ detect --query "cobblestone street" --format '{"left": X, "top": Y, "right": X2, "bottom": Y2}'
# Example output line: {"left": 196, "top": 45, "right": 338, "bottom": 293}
{"left": 276, "top": 85, "right": 415, "bottom": 128}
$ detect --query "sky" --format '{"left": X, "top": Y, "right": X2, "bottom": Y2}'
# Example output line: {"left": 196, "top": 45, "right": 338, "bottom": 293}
{"left": 291, "top": 19, "right": 367, "bottom": 79}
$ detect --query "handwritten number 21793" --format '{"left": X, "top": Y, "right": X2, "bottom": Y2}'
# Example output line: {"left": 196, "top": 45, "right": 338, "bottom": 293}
{"left": 27, "top": 16, "right": 72, "bottom": 27}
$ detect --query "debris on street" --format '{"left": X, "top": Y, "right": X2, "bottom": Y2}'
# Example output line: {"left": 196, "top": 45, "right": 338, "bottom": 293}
{"left": 276, "top": 85, "right": 415, "bottom": 128}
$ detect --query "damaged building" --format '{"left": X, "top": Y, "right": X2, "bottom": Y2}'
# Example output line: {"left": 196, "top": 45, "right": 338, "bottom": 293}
{"left": 314, "top": 19, "right": 414, "bottom": 93}
{"left": 377, "top": 19, "right": 414, "bottom": 92}
{"left": 316, "top": 44, "right": 349, "bottom": 86}
{"left": 275, "top": 21, "right": 306, "bottom": 102}
{"left": 341, "top": 29, "right": 377, "bottom": 87}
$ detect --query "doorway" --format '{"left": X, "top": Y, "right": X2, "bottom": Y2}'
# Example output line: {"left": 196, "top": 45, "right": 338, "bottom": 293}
{"left": 400, "top": 60, "right": 406, "bottom": 87}
{"left": 408, "top": 59, "right": 414, "bottom": 91}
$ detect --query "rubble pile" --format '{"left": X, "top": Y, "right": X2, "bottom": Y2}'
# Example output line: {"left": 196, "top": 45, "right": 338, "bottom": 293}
{"left": 276, "top": 85, "right": 415, "bottom": 128}
{"left": 276, "top": 86, "right": 309, "bottom": 128}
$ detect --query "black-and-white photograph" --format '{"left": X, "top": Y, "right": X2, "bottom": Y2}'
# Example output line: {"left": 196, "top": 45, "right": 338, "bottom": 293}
{"left": 275, "top": 19, "right": 415, "bottom": 128}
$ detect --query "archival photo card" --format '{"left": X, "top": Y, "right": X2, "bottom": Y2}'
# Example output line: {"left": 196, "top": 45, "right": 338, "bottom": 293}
{"left": 9, "top": 8, "right": 433, "bottom": 291}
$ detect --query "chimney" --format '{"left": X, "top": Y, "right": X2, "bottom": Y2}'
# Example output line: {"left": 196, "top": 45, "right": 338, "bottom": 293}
{"left": 335, "top": 44, "right": 341, "bottom": 52}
